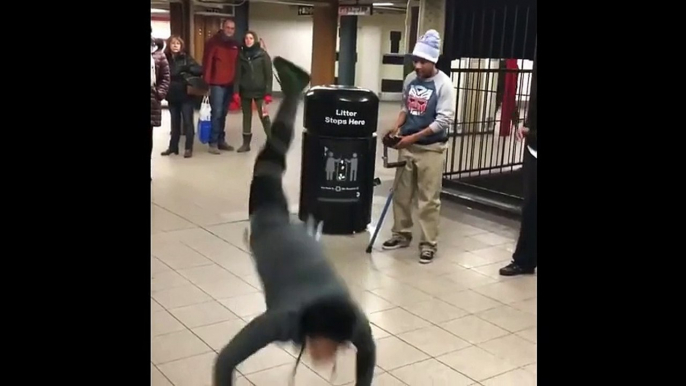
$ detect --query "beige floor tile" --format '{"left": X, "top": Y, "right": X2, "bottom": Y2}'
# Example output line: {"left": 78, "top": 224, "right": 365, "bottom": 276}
{"left": 478, "top": 335, "right": 537, "bottom": 367}
{"left": 481, "top": 369, "right": 536, "bottom": 386}
{"left": 515, "top": 326, "right": 537, "bottom": 343}
{"left": 192, "top": 319, "right": 247, "bottom": 351}
{"left": 157, "top": 352, "right": 216, "bottom": 386}
{"left": 151, "top": 257, "right": 172, "bottom": 276}
{"left": 390, "top": 358, "right": 475, "bottom": 386}
{"left": 397, "top": 325, "right": 472, "bottom": 357}
{"left": 445, "top": 236, "right": 492, "bottom": 251}
{"left": 437, "top": 346, "right": 518, "bottom": 381}
{"left": 153, "top": 241, "right": 215, "bottom": 270}
{"left": 177, "top": 264, "right": 238, "bottom": 285}
{"left": 408, "top": 275, "right": 468, "bottom": 296}
{"left": 246, "top": 362, "right": 328, "bottom": 386}
{"left": 439, "top": 290, "right": 503, "bottom": 313}
{"left": 152, "top": 363, "right": 173, "bottom": 386}
{"left": 353, "top": 290, "right": 396, "bottom": 314}
{"left": 472, "top": 281, "right": 536, "bottom": 304}
{"left": 368, "top": 308, "right": 431, "bottom": 335}
{"left": 442, "top": 269, "right": 498, "bottom": 289}
{"left": 219, "top": 292, "right": 267, "bottom": 317}
{"left": 195, "top": 275, "right": 260, "bottom": 299}
{"left": 522, "top": 363, "right": 537, "bottom": 375}
{"left": 237, "top": 344, "right": 295, "bottom": 375}
{"left": 375, "top": 336, "right": 429, "bottom": 371}
{"left": 152, "top": 205, "right": 197, "bottom": 232}
{"left": 476, "top": 305, "right": 537, "bottom": 332}
{"left": 151, "top": 329, "right": 213, "bottom": 364}
{"left": 169, "top": 300, "right": 238, "bottom": 328}
{"left": 470, "top": 246, "right": 513, "bottom": 264}
{"left": 470, "top": 263, "right": 517, "bottom": 281}
{"left": 152, "top": 310, "right": 186, "bottom": 336}
{"left": 151, "top": 297, "right": 164, "bottom": 312}
{"left": 511, "top": 298, "right": 537, "bottom": 315}
{"left": 370, "top": 323, "right": 392, "bottom": 340}
{"left": 440, "top": 316, "right": 510, "bottom": 345}
{"left": 402, "top": 298, "right": 469, "bottom": 324}
{"left": 371, "top": 285, "right": 433, "bottom": 307}
{"left": 151, "top": 270, "right": 192, "bottom": 292}
{"left": 447, "top": 251, "right": 494, "bottom": 269}
{"left": 470, "top": 233, "right": 512, "bottom": 247}
{"left": 152, "top": 284, "right": 212, "bottom": 309}
{"left": 236, "top": 376, "right": 254, "bottom": 385}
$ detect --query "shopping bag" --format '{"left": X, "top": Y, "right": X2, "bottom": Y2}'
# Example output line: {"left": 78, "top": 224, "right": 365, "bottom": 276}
{"left": 197, "top": 96, "right": 212, "bottom": 144}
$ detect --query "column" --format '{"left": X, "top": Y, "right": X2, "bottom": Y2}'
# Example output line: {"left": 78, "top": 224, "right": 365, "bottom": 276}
{"left": 169, "top": 0, "right": 191, "bottom": 48}
{"left": 310, "top": 1, "right": 338, "bottom": 86}
{"left": 338, "top": 15, "right": 357, "bottom": 86}
{"left": 417, "top": 0, "right": 445, "bottom": 42}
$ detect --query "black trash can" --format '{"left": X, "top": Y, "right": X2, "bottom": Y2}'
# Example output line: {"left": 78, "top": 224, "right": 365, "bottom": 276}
{"left": 299, "top": 85, "right": 379, "bottom": 235}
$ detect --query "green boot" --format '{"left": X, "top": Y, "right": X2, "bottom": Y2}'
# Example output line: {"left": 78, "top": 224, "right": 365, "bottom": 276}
{"left": 273, "top": 57, "right": 311, "bottom": 96}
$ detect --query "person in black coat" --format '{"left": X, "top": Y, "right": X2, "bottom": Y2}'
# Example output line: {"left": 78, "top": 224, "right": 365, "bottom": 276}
{"left": 162, "top": 35, "right": 204, "bottom": 158}
{"left": 500, "top": 57, "right": 537, "bottom": 276}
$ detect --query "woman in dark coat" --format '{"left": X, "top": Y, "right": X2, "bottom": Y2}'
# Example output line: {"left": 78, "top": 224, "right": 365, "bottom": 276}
{"left": 161, "top": 35, "right": 204, "bottom": 158}
{"left": 234, "top": 30, "right": 273, "bottom": 153}
{"left": 151, "top": 36, "right": 170, "bottom": 180}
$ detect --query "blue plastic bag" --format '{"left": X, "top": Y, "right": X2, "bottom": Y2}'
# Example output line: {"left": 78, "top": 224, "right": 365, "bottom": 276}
{"left": 197, "top": 96, "right": 212, "bottom": 144}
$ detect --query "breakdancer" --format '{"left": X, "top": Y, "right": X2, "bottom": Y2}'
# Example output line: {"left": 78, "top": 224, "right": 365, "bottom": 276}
{"left": 212, "top": 57, "right": 376, "bottom": 386}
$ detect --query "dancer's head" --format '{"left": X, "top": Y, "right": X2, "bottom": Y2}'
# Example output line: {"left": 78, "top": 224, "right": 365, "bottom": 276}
{"left": 292, "top": 297, "right": 357, "bottom": 375}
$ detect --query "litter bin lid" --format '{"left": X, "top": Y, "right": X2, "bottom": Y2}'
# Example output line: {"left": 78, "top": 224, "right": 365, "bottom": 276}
{"left": 304, "top": 85, "right": 379, "bottom": 138}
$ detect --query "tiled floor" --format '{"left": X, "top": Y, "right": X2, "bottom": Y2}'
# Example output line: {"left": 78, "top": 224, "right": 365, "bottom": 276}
{"left": 151, "top": 100, "right": 536, "bottom": 385}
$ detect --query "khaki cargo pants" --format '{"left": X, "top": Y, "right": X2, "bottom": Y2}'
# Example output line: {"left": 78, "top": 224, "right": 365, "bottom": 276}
{"left": 391, "top": 142, "right": 447, "bottom": 252}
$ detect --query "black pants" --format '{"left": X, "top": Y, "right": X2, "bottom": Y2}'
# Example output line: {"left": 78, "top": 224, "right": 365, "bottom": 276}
{"left": 512, "top": 149, "right": 537, "bottom": 269}
{"left": 168, "top": 100, "right": 195, "bottom": 151}
{"left": 248, "top": 95, "right": 298, "bottom": 218}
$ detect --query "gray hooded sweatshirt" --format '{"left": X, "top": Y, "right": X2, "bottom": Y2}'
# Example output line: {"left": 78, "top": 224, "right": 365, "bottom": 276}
{"left": 213, "top": 207, "right": 376, "bottom": 385}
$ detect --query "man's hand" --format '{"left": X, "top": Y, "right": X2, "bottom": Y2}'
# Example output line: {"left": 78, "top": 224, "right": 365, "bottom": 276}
{"left": 517, "top": 126, "right": 530, "bottom": 141}
{"left": 394, "top": 134, "right": 418, "bottom": 149}
{"left": 386, "top": 126, "right": 400, "bottom": 137}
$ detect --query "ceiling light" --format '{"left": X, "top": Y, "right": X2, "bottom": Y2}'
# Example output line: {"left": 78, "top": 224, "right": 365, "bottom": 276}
{"left": 373, "top": 2, "right": 395, "bottom": 6}
{"left": 151, "top": 8, "right": 169, "bottom": 14}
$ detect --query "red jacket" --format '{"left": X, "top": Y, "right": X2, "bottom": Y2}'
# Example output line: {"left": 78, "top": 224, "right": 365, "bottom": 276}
{"left": 202, "top": 32, "right": 239, "bottom": 86}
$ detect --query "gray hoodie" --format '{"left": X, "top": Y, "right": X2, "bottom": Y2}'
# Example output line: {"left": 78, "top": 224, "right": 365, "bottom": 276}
{"left": 213, "top": 208, "right": 376, "bottom": 385}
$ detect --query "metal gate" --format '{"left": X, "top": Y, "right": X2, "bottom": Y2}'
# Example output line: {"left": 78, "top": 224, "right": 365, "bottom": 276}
{"left": 441, "top": 0, "right": 537, "bottom": 205}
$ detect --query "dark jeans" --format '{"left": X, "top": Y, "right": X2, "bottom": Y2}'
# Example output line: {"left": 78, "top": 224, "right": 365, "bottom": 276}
{"left": 241, "top": 97, "right": 272, "bottom": 136}
{"left": 209, "top": 84, "right": 233, "bottom": 145}
{"left": 168, "top": 100, "right": 195, "bottom": 151}
{"left": 512, "top": 149, "right": 537, "bottom": 269}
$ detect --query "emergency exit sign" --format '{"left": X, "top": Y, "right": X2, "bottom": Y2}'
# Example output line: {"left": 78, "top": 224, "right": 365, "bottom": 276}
{"left": 338, "top": 5, "right": 373, "bottom": 16}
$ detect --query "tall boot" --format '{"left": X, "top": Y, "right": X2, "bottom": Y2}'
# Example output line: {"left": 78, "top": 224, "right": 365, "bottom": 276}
{"left": 237, "top": 133, "right": 252, "bottom": 153}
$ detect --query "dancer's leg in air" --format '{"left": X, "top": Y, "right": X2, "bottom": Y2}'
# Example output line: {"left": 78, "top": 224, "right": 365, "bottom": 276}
{"left": 247, "top": 57, "right": 311, "bottom": 241}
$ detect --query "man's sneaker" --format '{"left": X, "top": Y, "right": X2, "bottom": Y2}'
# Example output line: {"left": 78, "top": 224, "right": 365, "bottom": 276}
{"left": 419, "top": 250, "right": 435, "bottom": 264}
{"left": 499, "top": 262, "right": 535, "bottom": 276}
{"left": 382, "top": 236, "right": 410, "bottom": 250}
{"left": 208, "top": 145, "right": 221, "bottom": 154}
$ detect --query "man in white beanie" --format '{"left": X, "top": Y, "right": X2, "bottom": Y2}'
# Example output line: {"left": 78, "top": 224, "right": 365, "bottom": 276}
{"left": 382, "top": 29, "right": 455, "bottom": 264}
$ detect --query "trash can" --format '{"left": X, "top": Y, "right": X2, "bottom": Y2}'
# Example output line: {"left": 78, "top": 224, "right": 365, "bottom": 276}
{"left": 299, "top": 85, "right": 379, "bottom": 235}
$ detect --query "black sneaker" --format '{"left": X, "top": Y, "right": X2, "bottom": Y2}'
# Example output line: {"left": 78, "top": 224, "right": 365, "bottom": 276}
{"left": 273, "top": 57, "right": 311, "bottom": 96}
{"left": 499, "top": 262, "right": 535, "bottom": 276}
{"left": 419, "top": 250, "right": 435, "bottom": 264}
{"left": 382, "top": 236, "right": 410, "bottom": 250}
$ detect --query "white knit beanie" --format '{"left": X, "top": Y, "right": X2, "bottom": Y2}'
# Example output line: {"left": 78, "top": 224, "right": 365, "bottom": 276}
{"left": 411, "top": 29, "right": 441, "bottom": 64}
